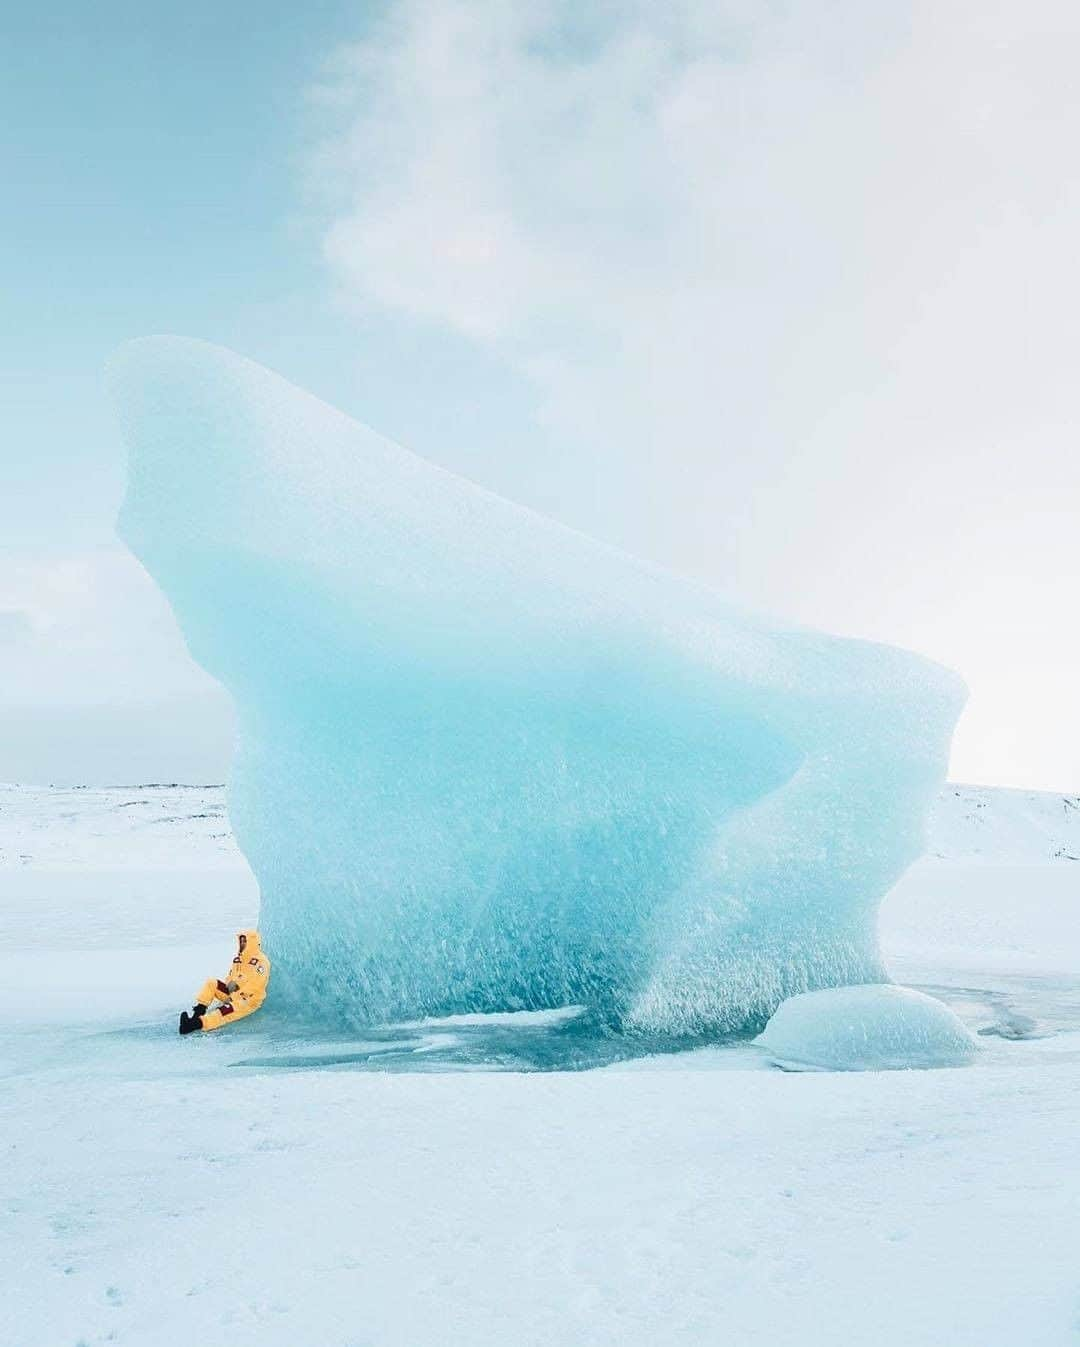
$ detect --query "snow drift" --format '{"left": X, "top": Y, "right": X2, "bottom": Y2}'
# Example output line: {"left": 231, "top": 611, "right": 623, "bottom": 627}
{"left": 108, "top": 336, "right": 964, "bottom": 1032}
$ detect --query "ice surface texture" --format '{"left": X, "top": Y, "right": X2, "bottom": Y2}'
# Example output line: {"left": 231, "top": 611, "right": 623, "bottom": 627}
{"left": 109, "top": 337, "right": 964, "bottom": 1034}
{"left": 755, "top": 985, "right": 978, "bottom": 1070}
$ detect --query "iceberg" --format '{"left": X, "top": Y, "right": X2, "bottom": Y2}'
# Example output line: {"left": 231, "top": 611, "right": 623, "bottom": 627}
{"left": 755, "top": 985, "right": 978, "bottom": 1070}
{"left": 109, "top": 337, "right": 965, "bottom": 1034}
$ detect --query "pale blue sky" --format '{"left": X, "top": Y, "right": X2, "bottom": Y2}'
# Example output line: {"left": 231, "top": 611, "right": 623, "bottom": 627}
{"left": 3, "top": 2, "right": 1079, "bottom": 788}
{"left": 2, "top": 0, "right": 552, "bottom": 548}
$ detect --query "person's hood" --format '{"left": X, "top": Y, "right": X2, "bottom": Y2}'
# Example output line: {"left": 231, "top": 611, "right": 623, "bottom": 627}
{"left": 238, "top": 929, "right": 262, "bottom": 955}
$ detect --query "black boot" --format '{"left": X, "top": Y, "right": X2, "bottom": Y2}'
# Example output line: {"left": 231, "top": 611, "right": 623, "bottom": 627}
{"left": 179, "top": 1009, "right": 204, "bottom": 1035}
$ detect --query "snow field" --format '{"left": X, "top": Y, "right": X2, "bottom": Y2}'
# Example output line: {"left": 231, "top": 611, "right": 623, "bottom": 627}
{"left": 1, "top": 781, "right": 1078, "bottom": 1345}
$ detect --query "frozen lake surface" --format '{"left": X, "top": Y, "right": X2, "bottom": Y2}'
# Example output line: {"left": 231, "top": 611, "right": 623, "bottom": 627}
{"left": 2, "top": 781, "right": 1078, "bottom": 1344}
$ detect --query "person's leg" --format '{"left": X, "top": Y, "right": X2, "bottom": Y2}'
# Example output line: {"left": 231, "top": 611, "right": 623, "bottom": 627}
{"left": 194, "top": 977, "right": 219, "bottom": 1010}
{"left": 180, "top": 977, "right": 228, "bottom": 1033}
{"left": 200, "top": 998, "right": 261, "bottom": 1032}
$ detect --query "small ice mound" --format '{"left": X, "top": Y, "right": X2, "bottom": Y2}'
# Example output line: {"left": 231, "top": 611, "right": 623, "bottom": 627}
{"left": 755, "top": 985, "right": 977, "bottom": 1072}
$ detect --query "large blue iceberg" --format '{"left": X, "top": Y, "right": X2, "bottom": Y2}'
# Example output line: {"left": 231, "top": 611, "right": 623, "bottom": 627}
{"left": 109, "top": 337, "right": 964, "bottom": 1035}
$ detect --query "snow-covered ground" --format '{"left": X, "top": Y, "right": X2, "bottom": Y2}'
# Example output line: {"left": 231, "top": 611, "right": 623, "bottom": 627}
{"left": 2, "top": 782, "right": 1078, "bottom": 1345}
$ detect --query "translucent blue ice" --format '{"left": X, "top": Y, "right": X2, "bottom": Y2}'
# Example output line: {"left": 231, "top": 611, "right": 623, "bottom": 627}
{"left": 755, "top": 985, "right": 978, "bottom": 1070}
{"left": 109, "top": 337, "right": 965, "bottom": 1034}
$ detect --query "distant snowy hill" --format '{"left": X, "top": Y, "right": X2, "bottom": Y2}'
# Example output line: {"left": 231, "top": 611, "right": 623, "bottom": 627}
{"left": 2, "top": 779, "right": 1076, "bottom": 975}
{"left": 0, "top": 783, "right": 256, "bottom": 953}
{"left": 884, "top": 783, "right": 1080, "bottom": 985}
{"left": 927, "top": 784, "right": 1080, "bottom": 865}
{"left": 2, "top": 780, "right": 1078, "bottom": 873}
{"left": 0, "top": 781, "right": 245, "bottom": 872}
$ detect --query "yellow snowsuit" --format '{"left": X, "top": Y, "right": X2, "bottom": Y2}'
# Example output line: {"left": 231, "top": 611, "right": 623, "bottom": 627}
{"left": 195, "top": 930, "right": 270, "bottom": 1031}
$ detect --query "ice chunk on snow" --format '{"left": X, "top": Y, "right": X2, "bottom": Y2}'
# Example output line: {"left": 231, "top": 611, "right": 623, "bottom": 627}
{"left": 109, "top": 336, "right": 964, "bottom": 1033}
{"left": 755, "top": 985, "right": 978, "bottom": 1070}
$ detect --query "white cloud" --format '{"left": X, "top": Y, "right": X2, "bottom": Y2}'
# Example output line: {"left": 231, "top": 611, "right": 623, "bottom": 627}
{"left": 0, "top": 548, "right": 203, "bottom": 704}
{"left": 0, "top": 547, "right": 234, "bottom": 784}
{"left": 0, "top": 609, "right": 35, "bottom": 646}
{"left": 311, "top": 0, "right": 1080, "bottom": 789}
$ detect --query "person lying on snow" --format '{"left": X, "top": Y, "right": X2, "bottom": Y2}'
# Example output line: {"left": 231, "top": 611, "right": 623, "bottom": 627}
{"left": 179, "top": 929, "right": 270, "bottom": 1034}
